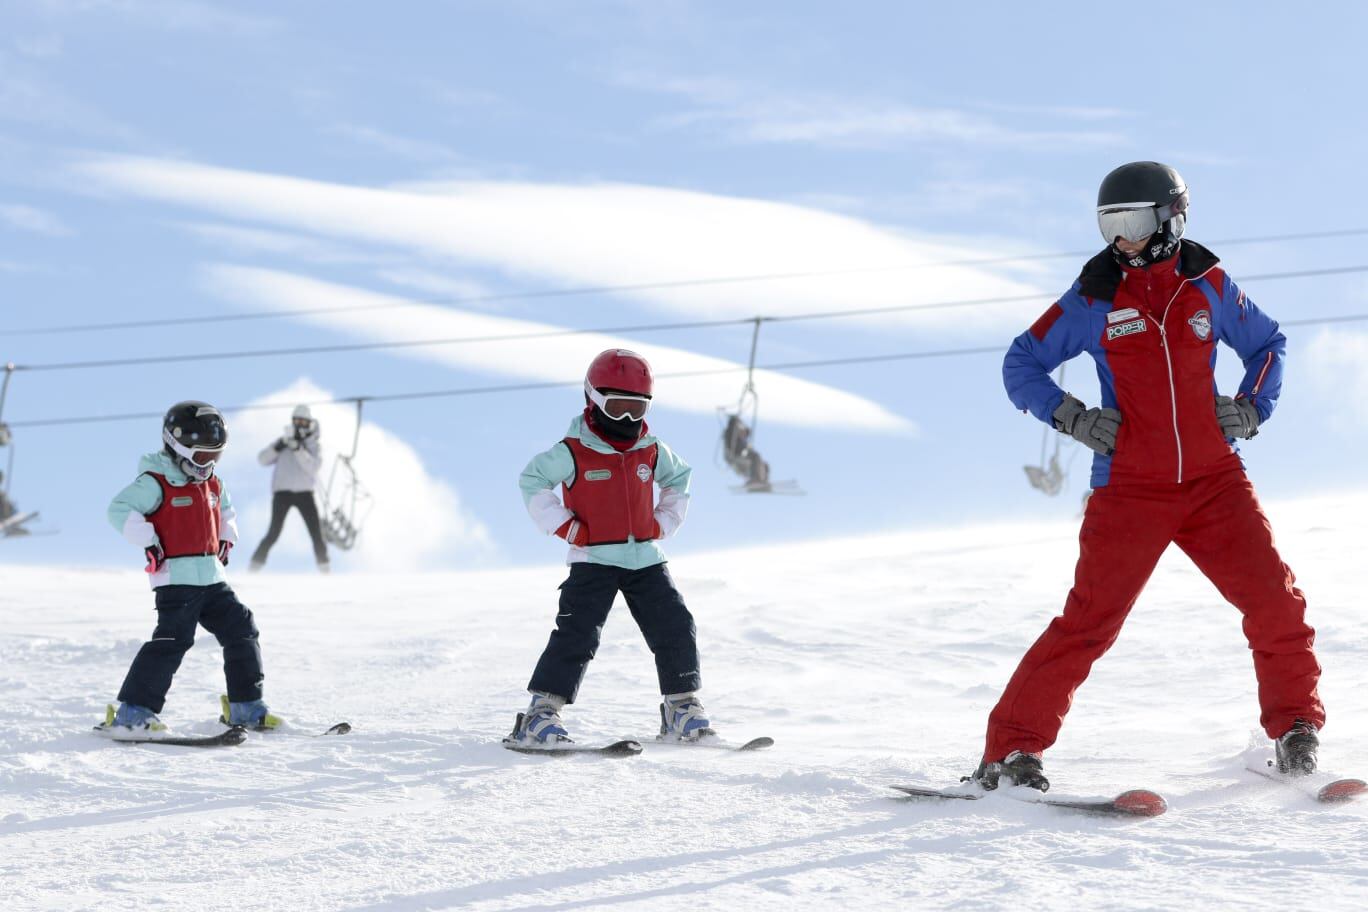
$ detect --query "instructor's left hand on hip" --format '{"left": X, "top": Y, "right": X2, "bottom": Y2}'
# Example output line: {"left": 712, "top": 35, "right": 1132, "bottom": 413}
{"left": 1215, "top": 395, "right": 1260, "bottom": 439}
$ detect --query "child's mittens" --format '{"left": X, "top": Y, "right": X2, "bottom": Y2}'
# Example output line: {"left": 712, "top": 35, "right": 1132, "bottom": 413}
{"left": 217, "top": 541, "right": 233, "bottom": 566}
{"left": 554, "top": 517, "right": 590, "bottom": 547}
{"left": 144, "top": 543, "right": 166, "bottom": 574}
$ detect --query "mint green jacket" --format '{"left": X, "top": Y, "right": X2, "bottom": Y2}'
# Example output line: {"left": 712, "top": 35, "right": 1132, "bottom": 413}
{"left": 108, "top": 451, "right": 240, "bottom": 588}
{"left": 519, "top": 415, "right": 691, "bottom": 570}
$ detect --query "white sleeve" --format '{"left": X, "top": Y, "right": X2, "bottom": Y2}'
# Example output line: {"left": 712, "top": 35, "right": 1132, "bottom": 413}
{"left": 121, "top": 511, "right": 159, "bottom": 548}
{"left": 526, "top": 489, "right": 574, "bottom": 535}
{"left": 654, "top": 485, "right": 690, "bottom": 539}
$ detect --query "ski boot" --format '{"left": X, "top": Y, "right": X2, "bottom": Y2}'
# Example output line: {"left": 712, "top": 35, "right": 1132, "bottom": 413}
{"left": 508, "top": 692, "right": 571, "bottom": 745}
{"left": 658, "top": 693, "right": 714, "bottom": 743}
{"left": 219, "top": 695, "right": 283, "bottom": 731}
{"left": 1275, "top": 719, "right": 1319, "bottom": 776}
{"left": 971, "top": 750, "right": 1049, "bottom": 792}
{"left": 100, "top": 702, "right": 168, "bottom": 734}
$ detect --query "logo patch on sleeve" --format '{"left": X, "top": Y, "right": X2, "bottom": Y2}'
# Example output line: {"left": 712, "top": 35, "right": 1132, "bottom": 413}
{"left": 1106, "top": 318, "right": 1148, "bottom": 341}
{"left": 1187, "top": 309, "right": 1212, "bottom": 341}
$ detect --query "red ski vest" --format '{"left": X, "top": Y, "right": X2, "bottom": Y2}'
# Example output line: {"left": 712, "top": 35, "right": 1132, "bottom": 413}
{"left": 561, "top": 438, "right": 659, "bottom": 545}
{"left": 145, "top": 473, "right": 222, "bottom": 558}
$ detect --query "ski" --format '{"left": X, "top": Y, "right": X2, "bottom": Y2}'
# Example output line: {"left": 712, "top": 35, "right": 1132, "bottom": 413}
{"left": 890, "top": 782, "right": 1167, "bottom": 818}
{"left": 93, "top": 725, "right": 248, "bottom": 748}
{"left": 231, "top": 721, "right": 353, "bottom": 737}
{"left": 503, "top": 738, "right": 643, "bottom": 758}
{"left": 654, "top": 734, "right": 774, "bottom": 752}
{"left": 1244, "top": 752, "right": 1367, "bottom": 803}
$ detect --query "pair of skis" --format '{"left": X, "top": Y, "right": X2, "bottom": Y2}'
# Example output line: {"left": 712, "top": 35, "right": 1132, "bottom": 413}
{"left": 891, "top": 752, "right": 1367, "bottom": 818}
{"left": 502, "top": 734, "right": 775, "bottom": 757}
{"left": 93, "top": 721, "right": 352, "bottom": 747}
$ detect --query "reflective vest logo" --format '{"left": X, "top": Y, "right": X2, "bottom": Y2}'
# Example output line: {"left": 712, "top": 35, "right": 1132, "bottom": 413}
{"left": 636, "top": 464, "right": 652, "bottom": 483}
{"left": 1188, "top": 309, "right": 1212, "bottom": 341}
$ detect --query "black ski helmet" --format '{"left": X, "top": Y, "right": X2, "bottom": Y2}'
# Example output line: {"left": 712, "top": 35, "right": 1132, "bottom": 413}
{"left": 162, "top": 400, "right": 227, "bottom": 483}
{"left": 1096, "top": 161, "right": 1189, "bottom": 255}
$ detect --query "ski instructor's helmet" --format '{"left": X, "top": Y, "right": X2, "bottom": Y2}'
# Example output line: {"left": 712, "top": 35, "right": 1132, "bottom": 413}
{"left": 584, "top": 349, "right": 653, "bottom": 441}
{"left": 1097, "top": 161, "right": 1189, "bottom": 266}
{"left": 162, "top": 400, "right": 228, "bottom": 483}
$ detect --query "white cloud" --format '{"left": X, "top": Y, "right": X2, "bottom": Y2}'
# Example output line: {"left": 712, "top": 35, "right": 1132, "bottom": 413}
{"left": 179, "top": 222, "right": 385, "bottom": 265}
{"left": 201, "top": 265, "right": 915, "bottom": 435}
{"left": 73, "top": 155, "right": 1048, "bottom": 333}
{"left": 1307, "top": 328, "right": 1368, "bottom": 428}
{"left": 326, "top": 124, "right": 466, "bottom": 164}
{"left": 618, "top": 72, "right": 1125, "bottom": 150}
{"left": 218, "top": 378, "right": 495, "bottom": 572}
{"left": 0, "top": 203, "right": 71, "bottom": 236}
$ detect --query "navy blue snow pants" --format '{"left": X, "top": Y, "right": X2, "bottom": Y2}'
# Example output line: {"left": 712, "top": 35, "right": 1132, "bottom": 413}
{"left": 528, "top": 562, "right": 700, "bottom": 703}
{"left": 117, "top": 583, "right": 264, "bottom": 713}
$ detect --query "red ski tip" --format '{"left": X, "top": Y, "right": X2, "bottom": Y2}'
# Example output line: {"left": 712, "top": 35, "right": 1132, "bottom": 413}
{"left": 1112, "top": 789, "right": 1168, "bottom": 817}
{"left": 1318, "top": 779, "right": 1368, "bottom": 803}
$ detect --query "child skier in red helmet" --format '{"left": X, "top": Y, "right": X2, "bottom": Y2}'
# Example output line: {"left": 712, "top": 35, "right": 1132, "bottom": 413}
{"left": 508, "top": 349, "right": 711, "bottom": 746}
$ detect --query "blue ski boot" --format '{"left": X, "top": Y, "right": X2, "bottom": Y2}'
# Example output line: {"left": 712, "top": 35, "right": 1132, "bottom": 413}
{"left": 510, "top": 692, "right": 570, "bottom": 745}
{"left": 659, "top": 693, "right": 713, "bottom": 742}
{"left": 103, "top": 702, "right": 168, "bottom": 733}
{"left": 219, "top": 695, "right": 283, "bottom": 731}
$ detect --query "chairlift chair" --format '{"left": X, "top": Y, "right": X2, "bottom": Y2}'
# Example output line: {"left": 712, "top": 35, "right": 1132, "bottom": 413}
{"left": 319, "top": 400, "right": 374, "bottom": 551}
{"left": 0, "top": 364, "right": 40, "bottom": 537}
{"left": 716, "top": 319, "right": 802, "bottom": 495}
{"left": 1022, "top": 365, "right": 1075, "bottom": 498}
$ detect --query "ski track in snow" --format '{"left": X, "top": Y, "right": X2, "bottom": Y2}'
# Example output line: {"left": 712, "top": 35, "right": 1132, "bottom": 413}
{"left": 2, "top": 494, "right": 1367, "bottom": 910}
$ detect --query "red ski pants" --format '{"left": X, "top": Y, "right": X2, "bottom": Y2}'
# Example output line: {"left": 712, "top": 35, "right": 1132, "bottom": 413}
{"left": 983, "top": 468, "right": 1323, "bottom": 762}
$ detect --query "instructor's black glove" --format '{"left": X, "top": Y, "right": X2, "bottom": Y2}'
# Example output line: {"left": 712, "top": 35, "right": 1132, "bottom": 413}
{"left": 273, "top": 438, "right": 287, "bottom": 452}
{"left": 1053, "top": 394, "right": 1122, "bottom": 456}
{"left": 1215, "top": 395, "right": 1260, "bottom": 439}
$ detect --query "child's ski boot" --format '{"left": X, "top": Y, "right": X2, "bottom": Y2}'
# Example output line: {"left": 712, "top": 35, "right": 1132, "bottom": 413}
{"left": 509, "top": 692, "right": 571, "bottom": 745}
{"left": 971, "top": 750, "right": 1050, "bottom": 792}
{"left": 99, "top": 702, "right": 168, "bottom": 734}
{"left": 658, "top": 693, "right": 714, "bottom": 743}
{"left": 219, "top": 695, "right": 283, "bottom": 731}
{"left": 1275, "top": 719, "right": 1319, "bottom": 775}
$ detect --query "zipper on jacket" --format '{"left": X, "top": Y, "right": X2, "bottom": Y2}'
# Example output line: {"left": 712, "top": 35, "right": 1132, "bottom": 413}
{"left": 1156, "top": 322, "right": 1183, "bottom": 483}
{"left": 619, "top": 452, "right": 634, "bottom": 541}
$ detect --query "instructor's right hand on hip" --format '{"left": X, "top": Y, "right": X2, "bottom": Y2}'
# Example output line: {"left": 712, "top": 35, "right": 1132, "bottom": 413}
{"left": 1053, "top": 394, "right": 1122, "bottom": 456}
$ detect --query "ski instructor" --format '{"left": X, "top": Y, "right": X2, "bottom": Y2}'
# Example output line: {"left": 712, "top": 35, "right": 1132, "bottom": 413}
{"left": 974, "top": 161, "right": 1324, "bottom": 792}
{"left": 249, "top": 405, "right": 330, "bottom": 573}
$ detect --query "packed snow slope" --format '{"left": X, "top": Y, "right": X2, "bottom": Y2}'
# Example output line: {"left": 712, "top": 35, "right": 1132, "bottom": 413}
{"left": 3, "top": 491, "right": 1367, "bottom": 911}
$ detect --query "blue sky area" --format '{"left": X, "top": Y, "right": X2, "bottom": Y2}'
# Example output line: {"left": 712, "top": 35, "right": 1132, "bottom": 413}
{"left": 2, "top": 1, "right": 1367, "bottom": 571}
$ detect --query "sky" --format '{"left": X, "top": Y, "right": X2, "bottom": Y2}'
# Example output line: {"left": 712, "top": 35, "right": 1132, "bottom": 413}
{"left": 2, "top": 1, "right": 1367, "bottom": 570}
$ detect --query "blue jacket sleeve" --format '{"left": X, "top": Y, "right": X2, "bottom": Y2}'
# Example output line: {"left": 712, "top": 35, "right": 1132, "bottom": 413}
{"left": 1003, "top": 287, "right": 1094, "bottom": 425}
{"left": 1213, "top": 274, "right": 1284, "bottom": 422}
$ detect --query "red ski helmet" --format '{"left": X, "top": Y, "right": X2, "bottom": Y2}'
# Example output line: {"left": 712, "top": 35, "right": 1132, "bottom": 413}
{"left": 584, "top": 349, "right": 653, "bottom": 422}
{"left": 585, "top": 349, "right": 653, "bottom": 398}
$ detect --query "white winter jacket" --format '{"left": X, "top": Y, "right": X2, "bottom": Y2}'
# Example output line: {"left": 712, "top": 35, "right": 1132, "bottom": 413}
{"left": 258, "top": 434, "right": 322, "bottom": 493}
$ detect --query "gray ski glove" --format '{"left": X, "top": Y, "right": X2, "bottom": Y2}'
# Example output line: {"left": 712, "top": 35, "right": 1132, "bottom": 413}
{"left": 1214, "top": 395, "right": 1260, "bottom": 439}
{"left": 1053, "top": 394, "right": 1122, "bottom": 456}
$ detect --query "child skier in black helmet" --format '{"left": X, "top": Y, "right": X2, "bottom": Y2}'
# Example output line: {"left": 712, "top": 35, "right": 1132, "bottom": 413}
{"left": 98, "top": 401, "right": 281, "bottom": 736}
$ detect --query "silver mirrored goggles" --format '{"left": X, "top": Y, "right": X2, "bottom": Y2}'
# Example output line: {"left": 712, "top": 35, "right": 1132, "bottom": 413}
{"left": 1097, "top": 192, "right": 1188, "bottom": 244}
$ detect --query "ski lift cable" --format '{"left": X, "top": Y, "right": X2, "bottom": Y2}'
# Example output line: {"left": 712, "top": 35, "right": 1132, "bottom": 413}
{"left": 10, "top": 266, "right": 1368, "bottom": 376}
{"left": 6, "top": 303, "right": 1367, "bottom": 431}
{"left": 7, "top": 227, "right": 1368, "bottom": 337}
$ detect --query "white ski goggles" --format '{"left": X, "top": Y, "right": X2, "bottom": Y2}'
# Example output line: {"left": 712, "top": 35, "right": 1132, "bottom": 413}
{"left": 585, "top": 382, "right": 651, "bottom": 421}
{"left": 1097, "top": 193, "right": 1188, "bottom": 244}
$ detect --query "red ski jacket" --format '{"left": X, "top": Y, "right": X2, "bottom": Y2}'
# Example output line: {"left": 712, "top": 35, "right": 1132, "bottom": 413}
{"left": 1004, "top": 241, "right": 1285, "bottom": 487}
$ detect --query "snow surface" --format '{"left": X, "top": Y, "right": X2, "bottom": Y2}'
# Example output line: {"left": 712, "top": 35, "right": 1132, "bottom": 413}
{"left": 3, "top": 491, "right": 1367, "bottom": 911}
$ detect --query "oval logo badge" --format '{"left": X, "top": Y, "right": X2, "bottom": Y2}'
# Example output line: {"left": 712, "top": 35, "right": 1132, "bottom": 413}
{"left": 585, "top": 469, "right": 612, "bottom": 482}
